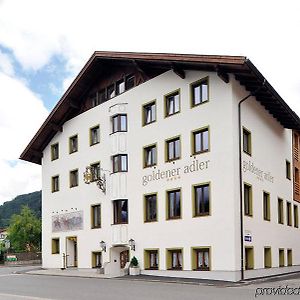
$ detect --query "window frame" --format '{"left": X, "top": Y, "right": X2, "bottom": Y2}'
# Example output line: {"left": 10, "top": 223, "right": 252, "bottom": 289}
{"left": 112, "top": 154, "right": 128, "bottom": 173}
{"left": 113, "top": 199, "right": 128, "bottom": 225}
{"left": 191, "top": 127, "right": 210, "bottom": 155}
{"left": 190, "top": 77, "right": 209, "bottom": 107}
{"left": 51, "top": 238, "right": 60, "bottom": 254}
{"left": 142, "top": 100, "right": 156, "bottom": 126}
{"left": 278, "top": 198, "right": 284, "bottom": 224}
{"left": 286, "top": 160, "right": 291, "bottom": 180}
{"left": 245, "top": 246, "right": 254, "bottom": 270}
{"left": 92, "top": 251, "right": 102, "bottom": 268}
{"left": 69, "top": 134, "right": 78, "bottom": 154}
{"left": 112, "top": 114, "right": 127, "bottom": 133}
{"left": 192, "top": 247, "right": 210, "bottom": 271}
{"left": 144, "top": 249, "right": 159, "bottom": 270}
{"left": 242, "top": 127, "right": 252, "bottom": 156}
{"left": 264, "top": 247, "right": 272, "bottom": 268}
{"left": 294, "top": 204, "right": 298, "bottom": 228}
{"left": 164, "top": 89, "right": 180, "bottom": 118}
{"left": 69, "top": 169, "right": 79, "bottom": 188}
{"left": 144, "top": 193, "right": 157, "bottom": 223}
{"left": 90, "top": 161, "right": 101, "bottom": 182}
{"left": 51, "top": 143, "right": 59, "bottom": 161}
{"left": 90, "top": 125, "right": 100, "bottom": 146}
{"left": 263, "top": 191, "right": 271, "bottom": 221}
{"left": 279, "top": 248, "right": 285, "bottom": 267}
{"left": 244, "top": 183, "right": 253, "bottom": 217}
{"left": 91, "top": 204, "right": 101, "bottom": 229}
{"left": 166, "top": 188, "right": 181, "bottom": 220}
{"left": 166, "top": 248, "right": 183, "bottom": 270}
{"left": 143, "top": 143, "right": 157, "bottom": 168}
{"left": 287, "top": 249, "right": 293, "bottom": 266}
{"left": 165, "top": 136, "right": 181, "bottom": 162}
{"left": 192, "top": 183, "right": 210, "bottom": 217}
{"left": 51, "top": 175, "right": 59, "bottom": 193}
{"left": 287, "top": 201, "right": 292, "bottom": 226}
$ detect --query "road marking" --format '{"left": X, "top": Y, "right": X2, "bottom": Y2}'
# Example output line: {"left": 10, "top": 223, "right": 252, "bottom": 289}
{"left": 0, "top": 273, "right": 20, "bottom": 277}
{"left": 0, "top": 293, "right": 53, "bottom": 300}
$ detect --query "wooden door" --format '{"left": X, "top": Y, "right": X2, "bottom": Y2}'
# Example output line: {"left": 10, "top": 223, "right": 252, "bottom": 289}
{"left": 120, "top": 250, "right": 129, "bottom": 269}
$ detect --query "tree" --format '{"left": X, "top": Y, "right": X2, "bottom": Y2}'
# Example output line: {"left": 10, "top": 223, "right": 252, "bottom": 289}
{"left": 8, "top": 206, "right": 41, "bottom": 252}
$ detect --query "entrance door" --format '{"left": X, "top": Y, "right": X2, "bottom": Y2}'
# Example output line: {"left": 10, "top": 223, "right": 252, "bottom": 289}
{"left": 120, "top": 250, "right": 129, "bottom": 269}
{"left": 66, "top": 236, "right": 77, "bottom": 267}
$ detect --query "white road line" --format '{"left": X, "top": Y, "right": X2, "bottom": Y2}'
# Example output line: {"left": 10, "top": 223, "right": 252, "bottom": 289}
{"left": 0, "top": 293, "right": 54, "bottom": 300}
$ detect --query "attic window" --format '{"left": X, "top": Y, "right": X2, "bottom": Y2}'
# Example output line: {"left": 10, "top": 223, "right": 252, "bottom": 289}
{"left": 107, "top": 84, "right": 115, "bottom": 99}
{"left": 125, "top": 75, "right": 135, "bottom": 90}
{"left": 116, "top": 79, "right": 125, "bottom": 95}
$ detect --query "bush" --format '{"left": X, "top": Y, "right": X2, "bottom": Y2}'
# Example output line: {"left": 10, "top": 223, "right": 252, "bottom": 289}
{"left": 130, "top": 256, "right": 139, "bottom": 267}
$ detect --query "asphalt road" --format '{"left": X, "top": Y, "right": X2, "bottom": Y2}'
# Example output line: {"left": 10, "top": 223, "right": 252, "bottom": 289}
{"left": 0, "top": 266, "right": 299, "bottom": 300}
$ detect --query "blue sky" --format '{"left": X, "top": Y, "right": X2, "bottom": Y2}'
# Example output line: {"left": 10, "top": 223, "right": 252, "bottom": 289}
{"left": 0, "top": 0, "right": 299, "bottom": 204}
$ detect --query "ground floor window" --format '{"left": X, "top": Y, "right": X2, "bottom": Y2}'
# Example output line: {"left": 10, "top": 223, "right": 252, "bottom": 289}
{"left": 192, "top": 247, "right": 210, "bottom": 271}
{"left": 245, "top": 247, "right": 254, "bottom": 270}
{"left": 92, "top": 251, "right": 102, "bottom": 268}
{"left": 167, "top": 249, "right": 183, "bottom": 270}
{"left": 144, "top": 249, "right": 159, "bottom": 270}
{"left": 51, "top": 238, "right": 60, "bottom": 254}
{"left": 264, "top": 247, "right": 271, "bottom": 268}
{"left": 287, "top": 249, "right": 293, "bottom": 266}
{"left": 279, "top": 249, "right": 285, "bottom": 267}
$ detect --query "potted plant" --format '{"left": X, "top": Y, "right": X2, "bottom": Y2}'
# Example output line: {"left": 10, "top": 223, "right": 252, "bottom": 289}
{"left": 129, "top": 256, "right": 140, "bottom": 276}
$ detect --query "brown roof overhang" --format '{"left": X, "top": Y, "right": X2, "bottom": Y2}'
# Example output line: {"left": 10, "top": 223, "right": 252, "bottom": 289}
{"left": 20, "top": 51, "right": 300, "bottom": 164}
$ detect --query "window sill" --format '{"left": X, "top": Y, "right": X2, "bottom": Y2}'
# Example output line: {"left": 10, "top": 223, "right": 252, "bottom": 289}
{"left": 110, "top": 130, "right": 128, "bottom": 135}
{"left": 145, "top": 267, "right": 158, "bottom": 270}
{"left": 143, "top": 120, "right": 156, "bottom": 127}
{"left": 165, "top": 111, "right": 180, "bottom": 118}
{"left": 112, "top": 222, "right": 128, "bottom": 225}
{"left": 193, "top": 213, "right": 210, "bottom": 218}
{"left": 192, "top": 150, "right": 209, "bottom": 156}
{"left": 90, "top": 142, "right": 100, "bottom": 147}
{"left": 91, "top": 226, "right": 101, "bottom": 229}
{"left": 193, "top": 268, "right": 210, "bottom": 271}
{"left": 143, "top": 164, "right": 157, "bottom": 169}
{"left": 167, "top": 217, "right": 182, "bottom": 221}
{"left": 191, "top": 100, "right": 209, "bottom": 108}
{"left": 144, "top": 220, "right": 158, "bottom": 223}
{"left": 165, "top": 158, "right": 181, "bottom": 163}
{"left": 243, "top": 150, "right": 252, "bottom": 156}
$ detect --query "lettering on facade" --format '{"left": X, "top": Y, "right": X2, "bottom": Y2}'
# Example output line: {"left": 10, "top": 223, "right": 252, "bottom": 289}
{"left": 52, "top": 211, "right": 83, "bottom": 232}
{"left": 142, "top": 159, "right": 210, "bottom": 186}
{"left": 243, "top": 160, "right": 274, "bottom": 183}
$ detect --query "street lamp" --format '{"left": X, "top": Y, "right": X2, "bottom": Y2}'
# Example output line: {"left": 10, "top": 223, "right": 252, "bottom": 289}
{"left": 100, "top": 240, "right": 106, "bottom": 252}
{"left": 128, "top": 238, "right": 135, "bottom": 251}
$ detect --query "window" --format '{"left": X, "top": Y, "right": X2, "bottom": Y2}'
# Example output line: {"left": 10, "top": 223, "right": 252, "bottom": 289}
{"left": 51, "top": 176, "right": 59, "bottom": 193}
{"left": 144, "top": 249, "right": 159, "bottom": 270}
{"left": 286, "top": 160, "right": 291, "bottom": 180}
{"left": 167, "top": 249, "right": 183, "bottom": 270}
{"left": 92, "top": 252, "right": 102, "bottom": 268}
{"left": 112, "top": 154, "right": 128, "bottom": 172}
{"left": 69, "top": 135, "right": 78, "bottom": 154}
{"left": 107, "top": 84, "right": 115, "bottom": 99}
{"left": 144, "top": 194, "right": 157, "bottom": 222}
{"left": 144, "top": 144, "right": 157, "bottom": 168}
{"left": 116, "top": 79, "right": 125, "bottom": 95}
{"left": 90, "top": 162, "right": 100, "bottom": 181}
{"left": 264, "top": 247, "right": 272, "bottom": 268}
{"left": 287, "top": 202, "right": 292, "bottom": 226}
{"left": 91, "top": 204, "right": 101, "bottom": 229}
{"left": 69, "top": 169, "right": 78, "bottom": 188}
{"left": 51, "top": 143, "right": 59, "bottom": 160}
{"left": 143, "top": 101, "right": 156, "bottom": 125}
{"left": 112, "top": 114, "right": 127, "bottom": 133}
{"left": 294, "top": 205, "right": 298, "bottom": 228}
{"left": 287, "top": 249, "right": 292, "bottom": 266}
{"left": 244, "top": 184, "right": 252, "bottom": 216}
{"left": 192, "top": 128, "right": 209, "bottom": 154}
{"left": 243, "top": 128, "right": 251, "bottom": 155}
{"left": 167, "top": 189, "right": 181, "bottom": 219}
{"left": 113, "top": 200, "right": 128, "bottom": 224}
{"left": 193, "top": 184, "right": 210, "bottom": 216}
{"left": 191, "top": 78, "right": 208, "bottom": 106}
{"left": 278, "top": 198, "right": 284, "bottom": 224}
{"left": 91, "top": 89, "right": 106, "bottom": 107}
{"left": 165, "top": 90, "right": 180, "bottom": 117}
{"left": 279, "top": 249, "right": 285, "bottom": 267}
{"left": 52, "top": 238, "right": 60, "bottom": 254}
{"left": 90, "top": 125, "right": 100, "bottom": 146}
{"left": 125, "top": 75, "right": 135, "bottom": 90}
{"left": 245, "top": 247, "right": 254, "bottom": 270}
{"left": 192, "top": 248, "right": 210, "bottom": 271}
{"left": 166, "top": 137, "right": 180, "bottom": 162}
{"left": 263, "top": 192, "right": 270, "bottom": 221}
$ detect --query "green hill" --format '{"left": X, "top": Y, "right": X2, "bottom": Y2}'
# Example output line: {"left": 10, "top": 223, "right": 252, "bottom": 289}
{"left": 0, "top": 191, "right": 41, "bottom": 228}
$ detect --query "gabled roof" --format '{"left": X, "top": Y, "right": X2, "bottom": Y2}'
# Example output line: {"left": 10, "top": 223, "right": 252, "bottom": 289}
{"left": 20, "top": 51, "right": 300, "bottom": 164}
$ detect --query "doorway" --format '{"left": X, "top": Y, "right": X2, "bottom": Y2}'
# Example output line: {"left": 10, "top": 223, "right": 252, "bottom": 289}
{"left": 66, "top": 236, "right": 77, "bottom": 267}
{"left": 120, "top": 250, "right": 129, "bottom": 269}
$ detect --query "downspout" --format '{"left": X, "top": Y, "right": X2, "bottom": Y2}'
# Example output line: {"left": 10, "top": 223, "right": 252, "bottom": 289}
{"left": 238, "top": 79, "right": 266, "bottom": 281}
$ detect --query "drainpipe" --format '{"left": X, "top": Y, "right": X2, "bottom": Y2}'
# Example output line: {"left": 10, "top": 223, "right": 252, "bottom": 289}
{"left": 238, "top": 79, "right": 266, "bottom": 281}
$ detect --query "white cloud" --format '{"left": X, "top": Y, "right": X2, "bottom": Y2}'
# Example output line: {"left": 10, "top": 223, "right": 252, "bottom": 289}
{"left": 0, "top": 72, "right": 48, "bottom": 204}
{"left": 0, "top": 49, "right": 14, "bottom": 76}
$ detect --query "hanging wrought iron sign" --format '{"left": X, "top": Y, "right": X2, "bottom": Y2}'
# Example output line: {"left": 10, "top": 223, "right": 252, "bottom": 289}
{"left": 83, "top": 166, "right": 107, "bottom": 194}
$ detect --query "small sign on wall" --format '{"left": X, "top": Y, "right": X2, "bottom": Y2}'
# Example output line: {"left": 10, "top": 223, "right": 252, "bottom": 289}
{"left": 244, "top": 231, "right": 252, "bottom": 242}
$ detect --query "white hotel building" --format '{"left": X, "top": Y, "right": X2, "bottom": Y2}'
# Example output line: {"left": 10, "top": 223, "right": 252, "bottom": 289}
{"left": 21, "top": 52, "right": 300, "bottom": 281}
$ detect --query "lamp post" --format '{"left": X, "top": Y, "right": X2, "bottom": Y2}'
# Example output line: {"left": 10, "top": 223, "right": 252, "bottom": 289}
{"left": 100, "top": 240, "right": 106, "bottom": 252}
{"left": 128, "top": 238, "right": 135, "bottom": 251}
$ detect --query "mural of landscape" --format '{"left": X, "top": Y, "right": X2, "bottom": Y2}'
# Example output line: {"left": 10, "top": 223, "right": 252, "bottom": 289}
{"left": 52, "top": 211, "right": 83, "bottom": 232}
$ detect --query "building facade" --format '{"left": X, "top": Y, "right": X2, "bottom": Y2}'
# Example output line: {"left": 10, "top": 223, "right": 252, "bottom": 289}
{"left": 21, "top": 52, "right": 300, "bottom": 281}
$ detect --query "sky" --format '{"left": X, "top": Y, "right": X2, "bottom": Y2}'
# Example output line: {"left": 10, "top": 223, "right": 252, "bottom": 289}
{"left": 0, "top": 0, "right": 299, "bottom": 205}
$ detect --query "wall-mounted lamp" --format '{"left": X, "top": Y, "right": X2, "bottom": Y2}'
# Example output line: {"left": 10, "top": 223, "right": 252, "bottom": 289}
{"left": 100, "top": 240, "right": 106, "bottom": 252}
{"left": 128, "top": 238, "right": 136, "bottom": 251}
